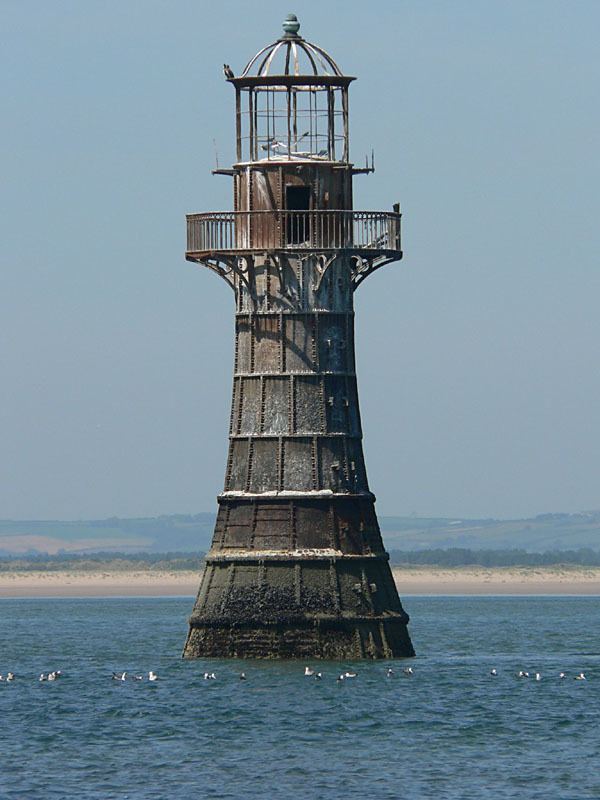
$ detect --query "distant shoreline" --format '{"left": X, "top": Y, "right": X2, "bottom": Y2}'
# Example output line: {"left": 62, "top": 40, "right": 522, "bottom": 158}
{"left": 1, "top": 566, "right": 599, "bottom": 598}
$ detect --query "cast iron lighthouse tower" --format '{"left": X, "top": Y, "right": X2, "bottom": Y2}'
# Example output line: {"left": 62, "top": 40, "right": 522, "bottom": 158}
{"left": 183, "top": 15, "right": 414, "bottom": 659}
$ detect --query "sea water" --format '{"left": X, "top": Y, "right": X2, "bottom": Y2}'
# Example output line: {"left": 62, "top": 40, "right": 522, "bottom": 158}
{"left": 0, "top": 596, "right": 598, "bottom": 799}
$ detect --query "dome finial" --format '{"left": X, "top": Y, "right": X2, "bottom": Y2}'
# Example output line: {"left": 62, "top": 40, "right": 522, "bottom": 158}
{"left": 282, "top": 13, "right": 300, "bottom": 38}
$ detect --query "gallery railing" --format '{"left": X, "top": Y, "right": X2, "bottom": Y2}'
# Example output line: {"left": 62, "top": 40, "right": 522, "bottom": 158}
{"left": 186, "top": 210, "right": 401, "bottom": 256}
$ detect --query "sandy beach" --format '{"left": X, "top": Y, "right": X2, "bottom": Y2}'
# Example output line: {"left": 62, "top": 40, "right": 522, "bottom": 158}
{"left": 393, "top": 566, "right": 600, "bottom": 595}
{"left": 0, "top": 566, "right": 599, "bottom": 598}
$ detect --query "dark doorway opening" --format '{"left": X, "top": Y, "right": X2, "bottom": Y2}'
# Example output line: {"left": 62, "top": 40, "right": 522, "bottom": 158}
{"left": 286, "top": 185, "right": 311, "bottom": 244}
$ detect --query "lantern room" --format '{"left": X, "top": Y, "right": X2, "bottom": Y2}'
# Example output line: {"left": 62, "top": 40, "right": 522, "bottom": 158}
{"left": 227, "top": 14, "right": 354, "bottom": 164}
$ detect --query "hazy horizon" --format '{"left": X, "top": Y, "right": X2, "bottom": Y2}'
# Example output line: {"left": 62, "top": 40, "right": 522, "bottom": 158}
{"left": 2, "top": 508, "right": 600, "bottom": 524}
{"left": 2, "top": 1, "right": 599, "bottom": 521}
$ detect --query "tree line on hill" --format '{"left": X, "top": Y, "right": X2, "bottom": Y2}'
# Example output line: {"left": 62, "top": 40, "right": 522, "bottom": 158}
{"left": 0, "top": 552, "right": 205, "bottom": 572}
{"left": 388, "top": 548, "right": 600, "bottom": 567}
{"left": 2, "top": 547, "right": 600, "bottom": 571}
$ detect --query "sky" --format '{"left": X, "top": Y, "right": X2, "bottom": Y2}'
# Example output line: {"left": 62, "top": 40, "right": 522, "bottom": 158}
{"left": 1, "top": 0, "right": 599, "bottom": 521}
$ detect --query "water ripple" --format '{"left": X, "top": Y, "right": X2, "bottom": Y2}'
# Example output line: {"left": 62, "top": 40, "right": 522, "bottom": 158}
{"left": 0, "top": 596, "right": 598, "bottom": 798}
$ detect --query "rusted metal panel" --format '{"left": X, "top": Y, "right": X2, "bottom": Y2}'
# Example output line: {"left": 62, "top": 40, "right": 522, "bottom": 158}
{"left": 284, "top": 316, "right": 315, "bottom": 372}
{"left": 282, "top": 437, "right": 314, "bottom": 490}
{"left": 238, "top": 377, "right": 261, "bottom": 434}
{"left": 227, "top": 439, "right": 249, "bottom": 491}
{"left": 262, "top": 377, "right": 289, "bottom": 434}
{"left": 253, "top": 315, "right": 281, "bottom": 371}
{"left": 318, "top": 315, "right": 349, "bottom": 372}
{"left": 248, "top": 438, "right": 279, "bottom": 493}
{"left": 324, "top": 375, "right": 350, "bottom": 433}
{"left": 293, "top": 375, "right": 322, "bottom": 433}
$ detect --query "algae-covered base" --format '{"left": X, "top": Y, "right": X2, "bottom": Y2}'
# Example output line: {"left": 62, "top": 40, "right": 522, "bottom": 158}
{"left": 183, "top": 615, "right": 414, "bottom": 660}
{"left": 183, "top": 555, "right": 415, "bottom": 660}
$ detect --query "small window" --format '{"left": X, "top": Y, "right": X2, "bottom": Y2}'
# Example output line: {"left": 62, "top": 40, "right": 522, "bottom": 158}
{"left": 286, "top": 185, "right": 311, "bottom": 211}
{"left": 286, "top": 185, "right": 311, "bottom": 244}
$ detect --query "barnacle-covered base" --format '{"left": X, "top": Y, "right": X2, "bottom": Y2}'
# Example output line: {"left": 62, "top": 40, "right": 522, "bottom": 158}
{"left": 183, "top": 540, "right": 414, "bottom": 659}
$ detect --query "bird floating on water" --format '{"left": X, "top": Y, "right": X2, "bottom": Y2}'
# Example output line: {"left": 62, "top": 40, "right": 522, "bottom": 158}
{"left": 38, "top": 670, "right": 61, "bottom": 682}
{"left": 5, "top": 665, "right": 591, "bottom": 686}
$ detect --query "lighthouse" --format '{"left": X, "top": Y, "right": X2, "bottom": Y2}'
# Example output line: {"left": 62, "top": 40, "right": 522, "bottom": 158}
{"left": 183, "top": 15, "right": 414, "bottom": 659}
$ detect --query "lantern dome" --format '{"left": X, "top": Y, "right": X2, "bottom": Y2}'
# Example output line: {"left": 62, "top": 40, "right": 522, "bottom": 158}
{"left": 240, "top": 14, "right": 346, "bottom": 79}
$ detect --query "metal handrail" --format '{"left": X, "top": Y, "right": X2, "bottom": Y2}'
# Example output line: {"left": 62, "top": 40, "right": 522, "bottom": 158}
{"left": 186, "top": 210, "right": 401, "bottom": 254}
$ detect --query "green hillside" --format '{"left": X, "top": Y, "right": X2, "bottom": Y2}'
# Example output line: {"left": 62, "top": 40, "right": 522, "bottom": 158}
{"left": 379, "top": 512, "right": 600, "bottom": 551}
{"left": 0, "top": 511, "right": 599, "bottom": 555}
{"left": 0, "top": 514, "right": 214, "bottom": 555}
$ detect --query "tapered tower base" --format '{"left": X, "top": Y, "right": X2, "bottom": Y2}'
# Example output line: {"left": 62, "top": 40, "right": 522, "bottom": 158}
{"left": 184, "top": 617, "right": 414, "bottom": 660}
{"left": 183, "top": 543, "right": 414, "bottom": 660}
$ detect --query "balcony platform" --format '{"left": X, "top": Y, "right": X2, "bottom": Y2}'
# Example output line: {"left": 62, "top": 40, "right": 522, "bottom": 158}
{"left": 185, "top": 210, "right": 402, "bottom": 264}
